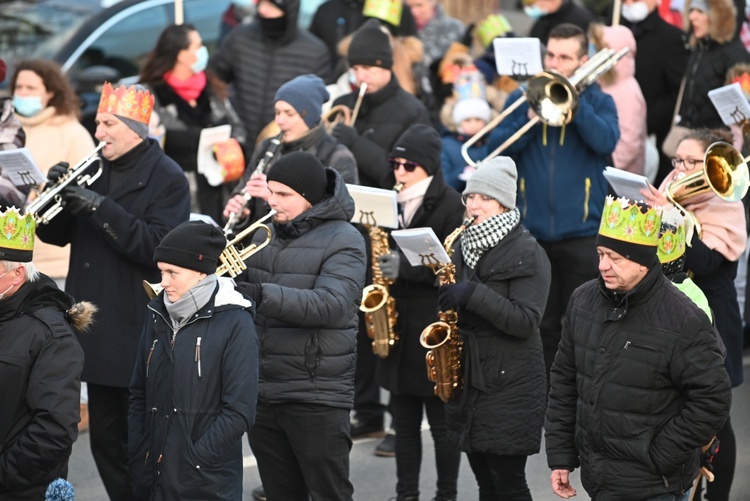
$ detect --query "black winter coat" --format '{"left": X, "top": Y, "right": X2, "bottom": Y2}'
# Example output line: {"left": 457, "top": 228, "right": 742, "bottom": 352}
{"left": 208, "top": 0, "right": 332, "bottom": 146}
{"left": 238, "top": 169, "right": 366, "bottom": 409}
{"left": 622, "top": 10, "right": 689, "bottom": 141}
{"left": 128, "top": 279, "right": 258, "bottom": 501}
{"left": 36, "top": 139, "right": 191, "bottom": 387}
{"left": 444, "top": 224, "right": 551, "bottom": 455}
{"left": 376, "top": 174, "right": 463, "bottom": 396}
{"left": 545, "top": 266, "right": 732, "bottom": 500}
{"left": 0, "top": 276, "right": 84, "bottom": 501}
{"left": 529, "top": 0, "right": 596, "bottom": 46}
{"left": 332, "top": 75, "right": 430, "bottom": 188}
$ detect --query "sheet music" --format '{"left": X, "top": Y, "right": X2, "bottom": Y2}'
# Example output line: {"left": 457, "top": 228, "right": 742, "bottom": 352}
{"left": 493, "top": 38, "right": 543, "bottom": 78}
{"left": 602, "top": 167, "right": 651, "bottom": 201}
{"left": 391, "top": 227, "right": 452, "bottom": 267}
{"left": 0, "top": 148, "right": 47, "bottom": 186}
{"left": 708, "top": 82, "right": 750, "bottom": 126}
{"left": 346, "top": 184, "right": 399, "bottom": 229}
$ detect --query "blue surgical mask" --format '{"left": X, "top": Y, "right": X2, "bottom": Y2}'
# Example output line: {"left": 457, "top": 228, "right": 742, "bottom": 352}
{"left": 191, "top": 46, "right": 209, "bottom": 74}
{"left": 621, "top": 1, "right": 649, "bottom": 23}
{"left": 524, "top": 5, "right": 548, "bottom": 20}
{"left": 232, "top": 0, "right": 254, "bottom": 7}
{"left": 13, "top": 95, "right": 44, "bottom": 117}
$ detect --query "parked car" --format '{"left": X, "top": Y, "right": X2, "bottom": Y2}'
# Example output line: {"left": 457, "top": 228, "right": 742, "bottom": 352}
{"left": 0, "top": 0, "right": 232, "bottom": 132}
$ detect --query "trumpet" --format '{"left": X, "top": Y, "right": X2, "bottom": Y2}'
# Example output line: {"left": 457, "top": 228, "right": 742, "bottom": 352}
{"left": 460, "top": 48, "right": 629, "bottom": 166}
{"left": 322, "top": 83, "right": 367, "bottom": 132}
{"left": 144, "top": 210, "right": 276, "bottom": 299}
{"left": 223, "top": 133, "right": 283, "bottom": 236}
{"left": 26, "top": 142, "right": 106, "bottom": 224}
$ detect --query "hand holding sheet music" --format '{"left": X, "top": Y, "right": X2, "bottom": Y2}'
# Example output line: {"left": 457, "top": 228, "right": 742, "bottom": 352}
{"left": 391, "top": 227, "right": 451, "bottom": 267}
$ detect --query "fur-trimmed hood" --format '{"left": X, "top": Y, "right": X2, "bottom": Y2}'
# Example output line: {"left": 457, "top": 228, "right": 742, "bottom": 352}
{"left": 685, "top": 0, "right": 737, "bottom": 45}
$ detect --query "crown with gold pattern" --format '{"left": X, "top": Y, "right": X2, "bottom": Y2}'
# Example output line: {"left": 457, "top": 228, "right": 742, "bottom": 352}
{"left": 599, "top": 196, "right": 661, "bottom": 246}
{"left": 97, "top": 82, "right": 154, "bottom": 125}
{"left": 363, "top": 0, "right": 402, "bottom": 27}
{"left": 476, "top": 14, "right": 513, "bottom": 48}
{"left": 0, "top": 207, "right": 35, "bottom": 262}
{"left": 657, "top": 206, "right": 687, "bottom": 264}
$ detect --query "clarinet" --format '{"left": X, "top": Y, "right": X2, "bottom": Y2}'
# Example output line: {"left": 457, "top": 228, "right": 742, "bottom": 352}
{"left": 223, "top": 133, "right": 282, "bottom": 235}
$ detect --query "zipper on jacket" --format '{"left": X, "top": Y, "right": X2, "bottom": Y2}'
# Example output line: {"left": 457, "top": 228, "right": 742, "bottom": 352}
{"left": 195, "top": 336, "right": 202, "bottom": 380}
{"left": 520, "top": 177, "right": 527, "bottom": 219}
{"left": 146, "top": 340, "right": 158, "bottom": 379}
{"left": 145, "top": 407, "right": 157, "bottom": 463}
{"left": 583, "top": 177, "right": 591, "bottom": 222}
{"left": 170, "top": 329, "right": 177, "bottom": 350}
{"left": 623, "top": 340, "right": 658, "bottom": 352}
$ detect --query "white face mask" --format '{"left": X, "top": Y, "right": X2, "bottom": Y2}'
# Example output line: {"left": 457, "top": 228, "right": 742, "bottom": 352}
{"left": 622, "top": 1, "right": 650, "bottom": 23}
{"left": 0, "top": 271, "right": 13, "bottom": 300}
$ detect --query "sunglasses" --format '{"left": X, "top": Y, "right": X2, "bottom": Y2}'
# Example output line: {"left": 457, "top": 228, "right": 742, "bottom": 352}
{"left": 389, "top": 158, "right": 420, "bottom": 172}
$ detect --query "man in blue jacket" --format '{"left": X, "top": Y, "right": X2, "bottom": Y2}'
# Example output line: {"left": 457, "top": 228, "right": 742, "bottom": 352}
{"left": 488, "top": 23, "right": 620, "bottom": 379}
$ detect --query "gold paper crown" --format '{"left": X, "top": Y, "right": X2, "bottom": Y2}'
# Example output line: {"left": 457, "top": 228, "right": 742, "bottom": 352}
{"left": 97, "top": 82, "right": 154, "bottom": 125}
{"left": 599, "top": 196, "right": 661, "bottom": 247}
{"left": 477, "top": 14, "right": 513, "bottom": 48}
{"left": 363, "top": 0, "right": 402, "bottom": 27}
{"left": 0, "top": 207, "right": 35, "bottom": 262}
{"left": 658, "top": 206, "right": 686, "bottom": 263}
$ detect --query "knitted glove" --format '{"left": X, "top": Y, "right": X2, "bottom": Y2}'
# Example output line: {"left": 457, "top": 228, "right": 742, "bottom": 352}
{"left": 331, "top": 122, "right": 358, "bottom": 147}
{"left": 378, "top": 252, "right": 400, "bottom": 280}
{"left": 61, "top": 185, "right": 104, "bottom": 216}
{"left": 438, "top": 282, "right": 476, "bottom": 311}
{"left": 235, "top": 281, "right": 262, "bottom": 305}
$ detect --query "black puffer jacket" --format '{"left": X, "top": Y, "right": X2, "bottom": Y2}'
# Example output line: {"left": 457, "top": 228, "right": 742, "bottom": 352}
{"left": 376, "top": 174, "right": 463, "bottom": 396}
{"left": 238, "top": 169, "right": 366, "bottom": 409}
{"left": 128, "top": 279, "right": 258, "bottom": 501}
{"left": 545, "top": 266, "right": 732, "bottom": 500}
{"left": 208, "top": 0, "right": 332, "bottom": 146}
{"left": 444, "top": 224, "right": 551, "bottom": 455}
{"left": 679, "top": 0, "right": 750, "bottom": 129}
{"left": 0, "top": 276, "right": 86, "bottom": 501}
{"left": 529, "top": 0, "right": 596, "bottom": 46}
{"left": 332, "top": 75, "right": 430, "bottom": 188}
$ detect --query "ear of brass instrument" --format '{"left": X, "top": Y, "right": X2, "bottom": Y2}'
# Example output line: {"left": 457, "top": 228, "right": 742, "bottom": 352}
{"left": 460, "top": 47, "right": 630, "bottom": 166}
{"left": 142, "top": 210, "right": 277, "bottom": 300}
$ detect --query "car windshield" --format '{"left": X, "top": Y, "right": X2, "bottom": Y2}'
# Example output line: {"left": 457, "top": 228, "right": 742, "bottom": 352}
{"left": 0, "top": 1, "right": 98, "bottom": 62}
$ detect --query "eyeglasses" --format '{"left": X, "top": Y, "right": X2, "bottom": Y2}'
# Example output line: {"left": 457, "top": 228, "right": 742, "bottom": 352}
{"left": 461, "top": 193, "right": 494, "bottom": 206}
{"left": 389, "top": 158, "right": 420, "bottom": 172}
{"left": 670, "top": 157, "right": 704, "bottom": 168}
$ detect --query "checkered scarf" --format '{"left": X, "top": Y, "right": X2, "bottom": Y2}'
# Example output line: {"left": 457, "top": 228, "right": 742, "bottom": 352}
{"left": 460, "top": 208, "right": 520, "bottom": 269}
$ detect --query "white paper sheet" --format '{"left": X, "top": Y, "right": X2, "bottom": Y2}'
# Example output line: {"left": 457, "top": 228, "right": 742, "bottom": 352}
{"left": 197, "top": 124, "right": 232, "bottom": 186}
{"left": 708, "top": 82, "right": 750, "bottom": 126}
{"left": 0, "top": 148, "right": 47, "bottom": 186}
{"left": 493, "top": 38, "right": 543, "bottom": 77}
{"left": 391, "top": 227, "right": 452, "bottom": 267}
{"left": 602, "top": 167, "right": 652, "bottom": 201}
{"left": 347, "top": 184, "right": 399, "bottom": 229}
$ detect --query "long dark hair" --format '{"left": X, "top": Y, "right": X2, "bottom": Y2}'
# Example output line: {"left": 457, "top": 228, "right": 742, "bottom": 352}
{"left": 10, "top": 59, "right": 82, "bottom": 119}
{"left": 140, "top": 23, "right": 197, "bottom": 85}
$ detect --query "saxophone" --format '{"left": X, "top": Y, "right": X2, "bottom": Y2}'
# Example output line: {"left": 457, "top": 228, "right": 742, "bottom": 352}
{"left": 359, "top": 212, "right": 398, "bottom": 358}
{"left": 419, "top": 216, "right": 475, "bottom": 402}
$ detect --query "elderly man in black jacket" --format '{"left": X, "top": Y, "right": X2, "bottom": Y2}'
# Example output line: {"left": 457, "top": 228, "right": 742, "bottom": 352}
{"left": 235, "top": 151, "right": 366, "bottom": 501}
{"left": 36, "top": 83, "right": 190, "bottom": 501}
{"left": 0, "top": 208, "right": 94, "bottom": 501}
{"left": 545, "top": 197, "right": 732, "bottom": 501}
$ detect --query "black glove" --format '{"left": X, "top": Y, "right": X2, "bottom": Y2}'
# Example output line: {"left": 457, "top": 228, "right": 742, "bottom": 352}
{"left": 378, "top": 252, "right": 400, "bottom": 280}
{"left": 61, "top": 185, "right": 104, "bottom": 216}
{"left": 235, "top": 282, "right": 262, "bottom": 305}
{"left": 47, "top": 162, "right": 70, "bottom": 185}
{"left": 438, "top": 282, "right": 476, "bottom": 311}
{"left": 701, "top": 438, "right": 720, "bottom": 474}
{"left": 460, "top": 23, "right": 476, "bottom": 48}
{"left": 331, "top": 122, "right": 358, "bottom": 147}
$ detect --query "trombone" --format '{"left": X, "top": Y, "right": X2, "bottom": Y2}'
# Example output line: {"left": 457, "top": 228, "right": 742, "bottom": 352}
{"left": 143, "top": 210, "right": 276, "bottom": 299}
{"left": 322, "top": 83, "right": 367, "bottom": 132}
{"left": 460, "top": 47, "right": 630, "bottom": 166}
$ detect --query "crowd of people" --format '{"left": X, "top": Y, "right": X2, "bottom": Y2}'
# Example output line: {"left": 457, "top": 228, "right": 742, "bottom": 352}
{"left": 1, "top": 0, "right": 750, "bottom": 500}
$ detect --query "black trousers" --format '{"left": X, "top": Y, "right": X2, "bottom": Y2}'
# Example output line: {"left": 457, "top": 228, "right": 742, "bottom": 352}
{"left": 353, "top": 312, "right": 386, "bottom": 426}
{"left": 466, "top": 452, "right": 532, "bottom": 501}
{"left": 87, "top": 383, "right": 133, "bottom": 501}
{"left": 539, "top": 237, "right": 599, "bottom": 379}
{"left": 248, "top": 402, "right": 354, "bottom": 501}
{"left": 391, "top": 394, "right": 460, "bottom": 499}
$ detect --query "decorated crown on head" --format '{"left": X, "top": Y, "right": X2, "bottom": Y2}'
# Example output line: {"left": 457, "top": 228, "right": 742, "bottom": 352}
{"left": 363, "top": 0, "right": 402, "bottom": 27}
{"left": 658, "top": 205, "right": 687, "bottom": 264}
{"left": 453, "top": 66, "right": 487, "bottom": 101}
{"left": 0, "top": 207, "right": 35, "bottom": 262}
{"left": 599, "top": 196, "right": 662, "bottom": 247}
{"left": 476, "top": 14, "right": 513, "bottom": 48}
{"left": 97, "top": 82, "right": 154, "bottom": 125}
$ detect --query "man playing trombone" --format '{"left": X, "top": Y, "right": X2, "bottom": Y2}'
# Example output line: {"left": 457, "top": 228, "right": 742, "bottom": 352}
{"left": 36, "top": 83, "right": 190, "bottom": 501}
{"left": 487, "top": 23, "right": 620, "bottom": 381}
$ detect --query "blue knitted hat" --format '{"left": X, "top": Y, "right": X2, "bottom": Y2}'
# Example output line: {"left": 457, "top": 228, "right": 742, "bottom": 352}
{"left": 274, "top": 74, "right": 330, "bottom": 129}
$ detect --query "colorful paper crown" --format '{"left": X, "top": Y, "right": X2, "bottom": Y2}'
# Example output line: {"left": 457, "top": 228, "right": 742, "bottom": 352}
{"left": 599, "top": 196, "right": 661, "bottom": 247}
{"left": 453, "top": 66, "right": 487, "bottom": 101}
{"left": 477, "top": 14, "right": 513, "bottom": 48}
{"left": 97, "top": 82, "right": 154, "bottom": 125}
{"left": 363, "top": 0, "right": 402, "bottom": 27}
{"left": 0, "top": 207, "right": 35, "bottom": 262}
{"left": 658, "top": 206, "right": 687, "bottom": 264}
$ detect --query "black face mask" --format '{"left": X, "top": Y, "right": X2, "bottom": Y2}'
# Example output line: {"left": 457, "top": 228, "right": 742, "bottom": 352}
{"left": 259, "top": 15, "right": 287, "bottom": 39}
